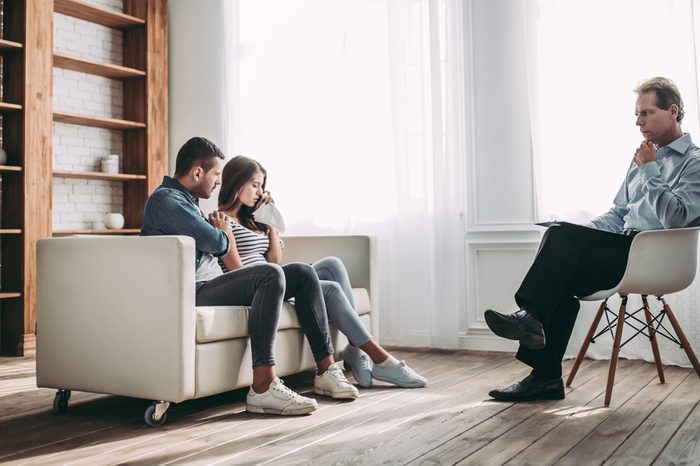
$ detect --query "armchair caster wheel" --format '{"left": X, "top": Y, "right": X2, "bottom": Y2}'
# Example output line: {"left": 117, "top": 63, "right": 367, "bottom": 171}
{"left": 144, "top": 401, "right": 170, "bottom": 427}
{"left": 52, "top": 389, "right": 71, "bottom": 414}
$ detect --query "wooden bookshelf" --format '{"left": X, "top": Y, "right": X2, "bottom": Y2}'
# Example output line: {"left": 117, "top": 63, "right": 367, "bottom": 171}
{"left": 52, "top": 229, "right": 141, "bottom": 236}
{"left": 53, "top": 111, "right": 146, "bottom": 130}
{"left": 0, "top": 0, "right": 53, "bottom": 357}
{"left": 0, "top": 0, "right": 167, "bottom": 356}
{"left": 54, "top": 0, "right": 144, "bottom": 29}
{"left": 54, "top": 53, "right": 145, "bottom": 79}
{"left": 53, "top": 170, "right": 147, "bottom": 181}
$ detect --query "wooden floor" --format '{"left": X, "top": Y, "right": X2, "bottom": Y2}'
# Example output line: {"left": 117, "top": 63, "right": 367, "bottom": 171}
{"left": 1, "top": 349, "right": 699, "bottom": 465}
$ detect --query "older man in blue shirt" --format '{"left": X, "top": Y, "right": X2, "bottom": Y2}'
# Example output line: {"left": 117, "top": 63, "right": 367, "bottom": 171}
{"left": 484, "top": 77, "right": 700, "bottom": 402}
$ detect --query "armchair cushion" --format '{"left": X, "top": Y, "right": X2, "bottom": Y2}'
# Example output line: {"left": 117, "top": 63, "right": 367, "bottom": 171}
{"left": 195, "top": 288, "right": 371, "bottom": 344}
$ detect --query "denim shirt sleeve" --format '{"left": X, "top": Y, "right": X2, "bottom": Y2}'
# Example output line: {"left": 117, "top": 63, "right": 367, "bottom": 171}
{"left": 638, "top": 156, "right": 700, "bottom": 228}
{"left": 143, "top": 190, "right": 230, "bottom": 256}
{"left": 586, "top": 175, "right": 628, "bottom": 233}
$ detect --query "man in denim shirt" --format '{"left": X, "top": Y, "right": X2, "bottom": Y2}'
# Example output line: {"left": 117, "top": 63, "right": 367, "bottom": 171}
{"left": 142, "top": 137, "right": 318, "bottom": 415}
{"left": 483, "top": 77, "right": 700, "bottom": 402}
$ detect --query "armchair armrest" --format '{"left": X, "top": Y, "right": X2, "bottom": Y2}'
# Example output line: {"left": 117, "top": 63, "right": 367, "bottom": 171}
{"left": 36, "top": 235, "right": 197, "bottom": 403}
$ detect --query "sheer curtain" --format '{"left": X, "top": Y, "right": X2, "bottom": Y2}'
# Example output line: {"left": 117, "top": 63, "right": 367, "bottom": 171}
{"left": 225, "top": 0, "right": 467, "bottom": 346}
{"left": 529, "top": 0, "right": 700, "bottom": 366}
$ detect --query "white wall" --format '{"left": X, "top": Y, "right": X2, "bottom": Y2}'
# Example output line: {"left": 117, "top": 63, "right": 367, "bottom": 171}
{"left": 460, "top": 0, "right": 540, "bottom": 351}
{"left": 168, "top": 0, "right": 232, "bottom": 215}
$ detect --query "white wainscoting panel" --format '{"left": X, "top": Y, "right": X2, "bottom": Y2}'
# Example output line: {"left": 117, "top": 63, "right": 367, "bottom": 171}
{"left": 461, "top": 237, "right": 539, "bottom": 351}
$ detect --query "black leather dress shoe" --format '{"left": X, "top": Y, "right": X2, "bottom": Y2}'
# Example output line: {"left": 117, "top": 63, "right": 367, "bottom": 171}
{"left": 488, "top": 374, "right": 565, "bottom": 402}
{"left": 484, "top": 309, "right": 546, "bottom": 349}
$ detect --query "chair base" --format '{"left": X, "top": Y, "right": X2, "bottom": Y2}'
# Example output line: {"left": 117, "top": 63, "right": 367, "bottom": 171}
{"left": 566, "top": 295, "right": 700, "bottom": 406}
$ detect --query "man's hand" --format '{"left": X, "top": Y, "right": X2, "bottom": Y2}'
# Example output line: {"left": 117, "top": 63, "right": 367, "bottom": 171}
{"left": 209, "top": 210, "right": 232, "bottom": 233}
{"left": 634, "top": 140, "right": 657, "bottom": 166}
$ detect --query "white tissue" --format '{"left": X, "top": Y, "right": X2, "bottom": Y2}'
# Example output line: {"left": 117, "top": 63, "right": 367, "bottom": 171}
{"left": 252, "top": 203, "right": 286, "bottom": 233}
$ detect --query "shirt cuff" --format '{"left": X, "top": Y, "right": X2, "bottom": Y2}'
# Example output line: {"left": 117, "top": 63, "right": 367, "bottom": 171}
{"left": 638, "top": 161, "right": 661, "bottom": 183}
{"left": 212, "top": 233, "right": 230, "bottom": 257}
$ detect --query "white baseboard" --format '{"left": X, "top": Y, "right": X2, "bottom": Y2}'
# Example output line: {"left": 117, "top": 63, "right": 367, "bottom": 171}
{"left": 458, "top": 328, "right": 519, "bottom": 352}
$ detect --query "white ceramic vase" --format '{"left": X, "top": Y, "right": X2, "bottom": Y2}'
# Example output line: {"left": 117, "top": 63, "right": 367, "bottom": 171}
{"left": 104, "top": 213, "right": 125, "bottom": 230}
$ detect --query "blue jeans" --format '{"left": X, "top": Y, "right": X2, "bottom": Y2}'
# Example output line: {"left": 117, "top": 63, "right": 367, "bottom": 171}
{"left": 313, "top": 257, "right": 372, "bottom": 346}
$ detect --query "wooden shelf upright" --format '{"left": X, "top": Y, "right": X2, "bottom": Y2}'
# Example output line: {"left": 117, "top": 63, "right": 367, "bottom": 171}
{"left": 0, "top": 0, "right": 168, "bottom": 356}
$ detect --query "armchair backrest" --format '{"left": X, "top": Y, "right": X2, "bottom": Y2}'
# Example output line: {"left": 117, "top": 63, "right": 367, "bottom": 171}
{"left": 618, "top": 227, "right": 700, "bottom": 296}
{"left": 281, "top": 235, "right": 374, "bottom": 292}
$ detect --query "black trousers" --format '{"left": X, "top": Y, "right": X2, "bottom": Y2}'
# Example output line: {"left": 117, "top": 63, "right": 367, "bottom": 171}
{"left": 514, "top": 223, "right": 635, "bottom": 379}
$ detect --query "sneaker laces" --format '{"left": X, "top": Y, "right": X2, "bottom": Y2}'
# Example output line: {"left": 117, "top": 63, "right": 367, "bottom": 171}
{"left": 396, "top": 361, "right": 426, "bottom": 381}
{"left": 346, "top": 349, "right": 372, "bottom": 372}
{"left": 357, "top": 354, "right": 372, "bottom": 371}
{"left": 326, "top": 364, "right": 352, "bottom": 385}
{"left": 271, "top": 379, "right": 307, "bottom": 403}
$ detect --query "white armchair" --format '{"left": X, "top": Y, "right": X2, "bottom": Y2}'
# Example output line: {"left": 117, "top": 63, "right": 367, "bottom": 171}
{"left": 36, "top": 235, "right": 377, "bottom": 426}
{"left": 567, "top": 227, "right": 700, "bottom": 406}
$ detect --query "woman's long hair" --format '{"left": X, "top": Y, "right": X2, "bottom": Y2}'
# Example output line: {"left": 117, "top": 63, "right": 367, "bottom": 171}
{"left": 218, "top": 155, "right": 269, "bottom": 233}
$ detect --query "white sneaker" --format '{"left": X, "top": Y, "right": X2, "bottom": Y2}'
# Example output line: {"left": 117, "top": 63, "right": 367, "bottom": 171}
{"left": 246, "top": 377, "right": 318, "bottom": 415}
{"left": 314, "top": 363, "right": 359, "bottom": 399}
{"left": 371, "top": 360, "right": 427, "bottom": 388}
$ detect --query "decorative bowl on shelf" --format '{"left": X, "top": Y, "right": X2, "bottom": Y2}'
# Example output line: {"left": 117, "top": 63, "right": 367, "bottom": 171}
{"left": 105, "top": 213, "right": 125, "bottom": 230}
{"left": 0, "top": 148, "right": 7, "bottom": 165}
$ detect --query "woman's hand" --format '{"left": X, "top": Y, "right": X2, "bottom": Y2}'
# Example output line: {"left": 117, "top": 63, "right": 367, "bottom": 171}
{"left": 254, "top": 191, "right": 275, "bottom": 210}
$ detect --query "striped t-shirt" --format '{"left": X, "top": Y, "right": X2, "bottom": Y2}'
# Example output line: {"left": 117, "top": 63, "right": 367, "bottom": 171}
{"left": 219, "top": 220, "right": 270, "bottom": 272}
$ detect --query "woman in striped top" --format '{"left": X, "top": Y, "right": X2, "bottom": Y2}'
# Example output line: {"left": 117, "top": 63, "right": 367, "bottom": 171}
{"left": 217, "top": 156, "right": 427, "bottom": 390}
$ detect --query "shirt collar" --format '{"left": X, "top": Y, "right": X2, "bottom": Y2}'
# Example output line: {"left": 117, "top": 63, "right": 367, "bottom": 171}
{"left": 161, "top": 176, "right": 199, "bottom": 205}
{"left": 659, "top": 133, "right": 692, "bottom": 158}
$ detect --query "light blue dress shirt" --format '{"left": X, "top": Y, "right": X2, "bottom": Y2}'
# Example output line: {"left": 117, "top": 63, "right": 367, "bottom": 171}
{"left": 588, "top": 133, "right": 700, "bottom": 233}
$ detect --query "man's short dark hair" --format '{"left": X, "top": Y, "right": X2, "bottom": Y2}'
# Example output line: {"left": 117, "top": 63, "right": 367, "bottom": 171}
{"left": 635, "top": 77, "right": 684, "bottom": 123}
{"left": 174, "top": 137, "right": 225, "bottom": 176}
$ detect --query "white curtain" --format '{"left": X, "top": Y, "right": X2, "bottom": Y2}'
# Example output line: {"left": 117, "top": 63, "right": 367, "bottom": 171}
{"left": 528, "top": 0, "right": 700, "bottom": 366}
{"left": 225, "top": 0, "right": 467, "bottom": 347}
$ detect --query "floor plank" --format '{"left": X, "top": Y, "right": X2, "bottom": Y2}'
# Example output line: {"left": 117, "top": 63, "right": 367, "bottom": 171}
{"left": 425, "top": 360, "right": 612, "bottom": 465}
{"left": 654, "top": 388, "right": 700, "bottom": 465}
{"left": 553, "top": 365, "right": 689, "bottom": 465}
{"left": 279, "top": 356, "right": 542, "bottom": 466}
{"left": 499, "top": 359, "right": 662, "bottom": 465}
{"left": 607, "top": 371, "right": 700, "bottom": 465}
{"left": 126, "top": 349, "right": 470, "bottom": 465}
{"left": 0, "top": 350, "right": 699, "bottom": 465}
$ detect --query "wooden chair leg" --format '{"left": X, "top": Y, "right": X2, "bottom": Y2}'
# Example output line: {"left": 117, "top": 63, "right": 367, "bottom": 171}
{"left": 642, "top": 296, "right": 665, "bottom": 383}
{"left": 605, "top": 296, "right": 628, "bottom": 407}
{"left": 662, "top": 299, "right": 700, "bottom": 378}
{"left": 566, "top": 300, "right": 607, "bottom": 387}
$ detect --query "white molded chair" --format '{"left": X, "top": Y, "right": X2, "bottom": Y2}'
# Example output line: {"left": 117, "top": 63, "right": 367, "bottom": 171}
{"left": 566, "top": 227, "right": 700, "bottom": 406}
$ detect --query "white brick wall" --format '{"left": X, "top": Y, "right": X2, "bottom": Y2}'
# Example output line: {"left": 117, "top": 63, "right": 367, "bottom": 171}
{"left": 52, "top": 0, "right": 126, "bottom": 231}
